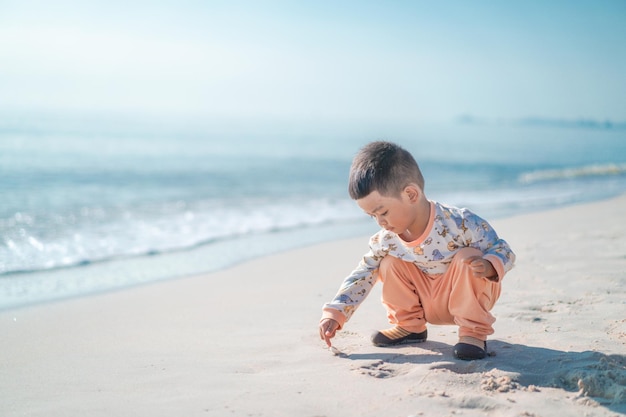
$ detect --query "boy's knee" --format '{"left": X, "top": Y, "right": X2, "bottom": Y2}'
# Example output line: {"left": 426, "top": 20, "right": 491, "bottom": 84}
{"left": 380, "top": 255, "right": 399, "bottom": 268}
{"left": 379, "top": 255, "right": 414, "bottom": 283}
{"left": 379, "top": 255, "right": 401, "bottom": 277}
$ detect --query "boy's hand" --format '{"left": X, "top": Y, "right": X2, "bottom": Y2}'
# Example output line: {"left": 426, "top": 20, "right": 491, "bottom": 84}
{"left": 319, "top": 318, "right": 339, "bottom": 347}
{"left": 464, "top": 256, "right": 499, "bottom": 282}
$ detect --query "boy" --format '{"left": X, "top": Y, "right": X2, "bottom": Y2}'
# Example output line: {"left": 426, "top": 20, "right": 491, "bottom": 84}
{"left": 319, "top": 141, "right": 515, "bottom": 360}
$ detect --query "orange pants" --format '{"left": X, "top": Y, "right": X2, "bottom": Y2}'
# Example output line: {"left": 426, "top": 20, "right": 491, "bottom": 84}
{"left": 378, "top": 247, "right": 501, "bottom": 340}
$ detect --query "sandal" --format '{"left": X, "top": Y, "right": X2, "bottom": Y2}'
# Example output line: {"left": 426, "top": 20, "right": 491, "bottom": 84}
{"left": 371, "top": 326, "right": 427, "bottom": 347}
{"left": 453, "top": 339, "right": 487, "bottom": 360}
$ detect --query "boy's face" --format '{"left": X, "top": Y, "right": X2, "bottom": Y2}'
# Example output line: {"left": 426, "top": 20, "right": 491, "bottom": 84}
{"left": 356, "top": 189, "right": 417, "bottom": 235}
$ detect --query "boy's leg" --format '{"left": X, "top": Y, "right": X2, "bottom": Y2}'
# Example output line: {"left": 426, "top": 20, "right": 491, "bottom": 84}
{"left": 442, "top": 247, "right": 502, "bottom": 341}
{"left": 378, "top": 249, "right": 501, "bottom": 340}
{"left": 378, "top": 255, "right": 429, "bottom": 334}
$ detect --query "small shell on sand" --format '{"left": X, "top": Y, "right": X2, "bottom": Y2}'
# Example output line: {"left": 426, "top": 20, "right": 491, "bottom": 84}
{"left": 329, "top": 346, "right": 341, "bottom": 355}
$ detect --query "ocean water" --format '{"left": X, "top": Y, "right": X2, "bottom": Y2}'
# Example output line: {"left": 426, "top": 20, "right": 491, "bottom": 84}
{"left": 1, "top": 114, "right": 625, "bottom": 309}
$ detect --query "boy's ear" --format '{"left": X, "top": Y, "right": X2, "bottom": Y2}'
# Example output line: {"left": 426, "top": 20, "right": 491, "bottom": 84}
{"left": 404, "top": 184, "right": 421, "bottom": 202}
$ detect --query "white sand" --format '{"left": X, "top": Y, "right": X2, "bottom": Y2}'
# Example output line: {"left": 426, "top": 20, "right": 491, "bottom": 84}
{"left": 1, "top": 196, "right": 625, "bottom": 417}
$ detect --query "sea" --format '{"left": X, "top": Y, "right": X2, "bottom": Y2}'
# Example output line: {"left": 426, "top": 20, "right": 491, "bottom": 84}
{"left": 2, "top": 113, "right": 625, "bottom": 310}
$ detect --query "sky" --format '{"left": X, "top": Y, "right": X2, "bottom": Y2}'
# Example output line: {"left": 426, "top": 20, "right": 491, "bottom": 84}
{"left": 0, "top": 0, "right": 625, "bottom": 125}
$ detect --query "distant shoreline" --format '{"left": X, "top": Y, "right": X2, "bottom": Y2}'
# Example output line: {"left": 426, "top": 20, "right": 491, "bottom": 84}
{"left": 456, "top": 114, "right": 626, "bottom": 130}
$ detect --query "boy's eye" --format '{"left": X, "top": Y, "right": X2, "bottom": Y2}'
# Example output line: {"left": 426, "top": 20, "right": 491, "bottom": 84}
{"left": 381, "top": 211, "right": 388, "bottom": 216}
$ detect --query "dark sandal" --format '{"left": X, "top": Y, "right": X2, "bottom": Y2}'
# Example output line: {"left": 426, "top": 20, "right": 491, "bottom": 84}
{"left": 453, "top": 341, "right": 487, "bottom": 360}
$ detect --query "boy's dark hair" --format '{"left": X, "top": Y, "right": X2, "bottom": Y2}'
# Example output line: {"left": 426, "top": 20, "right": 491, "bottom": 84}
{"left": 348, "top": 141, "right": 424, "bottom": 200}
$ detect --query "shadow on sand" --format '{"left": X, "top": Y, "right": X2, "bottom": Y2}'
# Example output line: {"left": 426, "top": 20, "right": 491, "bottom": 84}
{"left": 344, "top": 340, "right": 626, "bottom": 413}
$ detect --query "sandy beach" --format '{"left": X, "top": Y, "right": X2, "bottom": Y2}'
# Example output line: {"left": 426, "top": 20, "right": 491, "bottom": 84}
{"left": 1, "top": 195, "right": 625, "bottom": 417}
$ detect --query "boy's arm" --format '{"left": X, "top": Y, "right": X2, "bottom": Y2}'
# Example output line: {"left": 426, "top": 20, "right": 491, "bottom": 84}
{"left": 463, "top": 210, "right": 516, "bottom": 281}
{"left": 321, "top": 258, "right": 379, "bottom": 329}
{"left": 320, "top": 242, "right": 383, "bottom": 330}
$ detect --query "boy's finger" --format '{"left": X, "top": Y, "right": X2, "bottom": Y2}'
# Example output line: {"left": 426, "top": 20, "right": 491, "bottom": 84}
{"left": 323, "top": 323, "right": 336, "bottom": 346}
{"left": 323, "top": 331, "right": 333, "bottom": 346}
{"left": 320, "top": 322, "right": 332, "bottom": 337}
{"left": 464, "top": 256, "right": 480, "bottom": 264}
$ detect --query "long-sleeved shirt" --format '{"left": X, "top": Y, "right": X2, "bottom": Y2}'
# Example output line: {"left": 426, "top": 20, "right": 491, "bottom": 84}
{"left": 322, "top": 200, "right": 515, "bottom": 327}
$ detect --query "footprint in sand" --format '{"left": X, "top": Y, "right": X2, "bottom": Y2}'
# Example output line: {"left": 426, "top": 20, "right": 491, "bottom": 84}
{"left": 355, "top": 360, "right": 399, "bottom": 379}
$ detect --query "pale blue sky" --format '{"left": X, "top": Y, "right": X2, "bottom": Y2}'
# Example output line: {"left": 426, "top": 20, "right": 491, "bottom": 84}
{"left": 0, "top": 1, "right": 624, "bottom": 125}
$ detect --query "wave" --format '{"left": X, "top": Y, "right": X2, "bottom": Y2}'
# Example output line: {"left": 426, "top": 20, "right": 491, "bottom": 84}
{"left": 0, "top": 198, "right": 363, "bottom": 277}
{"left": 518, "top": 163, "right": 626, "bottom": 184}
